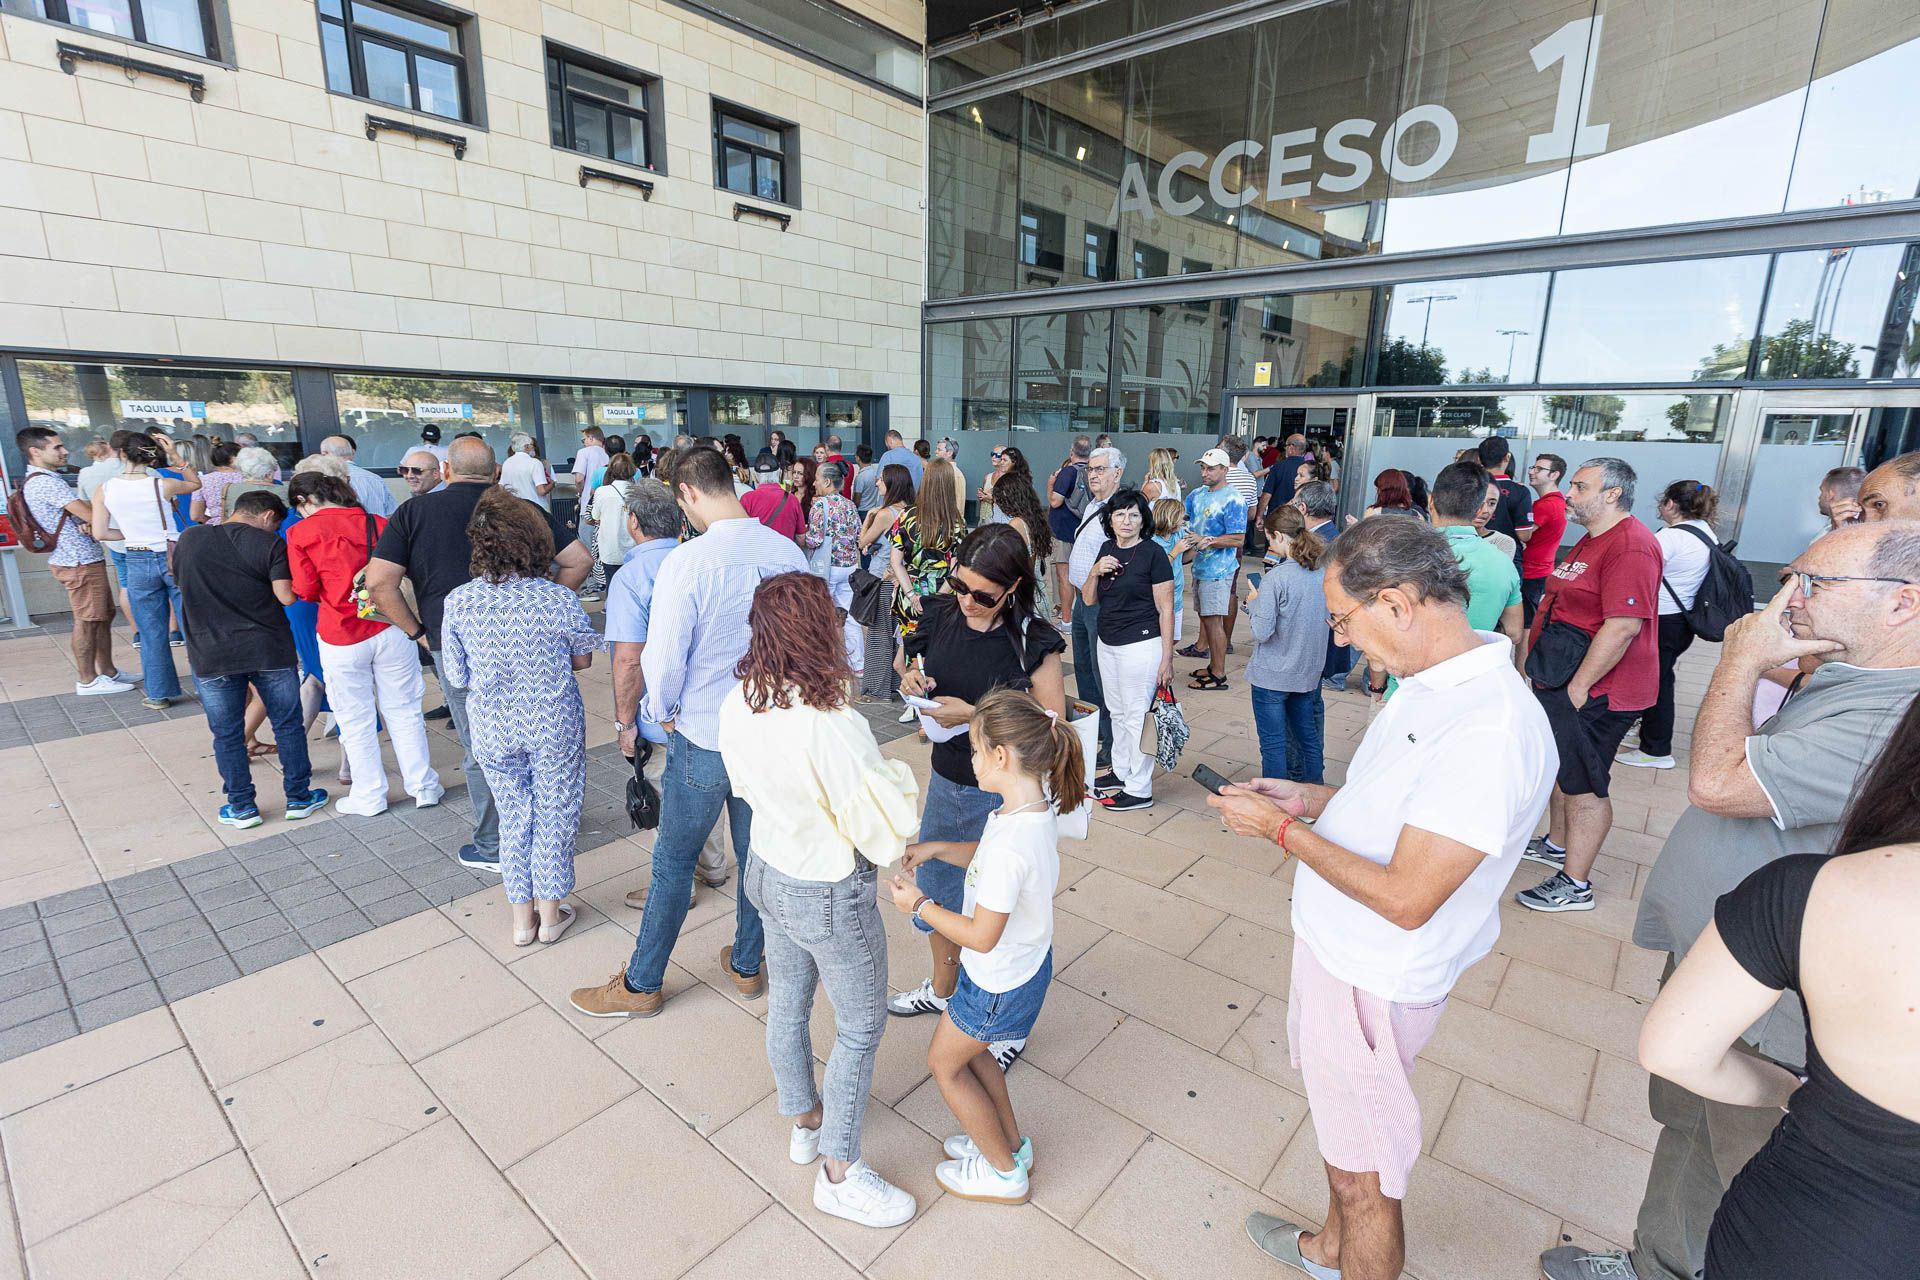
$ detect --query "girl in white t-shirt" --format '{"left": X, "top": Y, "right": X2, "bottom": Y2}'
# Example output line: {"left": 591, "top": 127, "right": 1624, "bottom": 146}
{"left": 889, "top": 688, "right": 1083, "bottom": 1205}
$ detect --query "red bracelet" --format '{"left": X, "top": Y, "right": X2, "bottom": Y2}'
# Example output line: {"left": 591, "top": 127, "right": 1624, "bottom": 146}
{"left": 1275, "top": 813, "right": 1294, "bottom": 850}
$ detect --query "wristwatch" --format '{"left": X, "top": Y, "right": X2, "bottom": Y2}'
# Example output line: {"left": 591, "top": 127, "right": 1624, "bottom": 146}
{"left": 612, "top": 720, "right": 630, "bottom": 733}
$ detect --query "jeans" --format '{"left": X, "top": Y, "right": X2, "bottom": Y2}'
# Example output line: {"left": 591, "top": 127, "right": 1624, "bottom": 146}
{"left": 1637, "top": 614, "right": 1697, "bottom": 758}
{"left": 1251, "top": 684, "right": 1324, "bottom": 784}
{"left": 196, "top": 667, "right": 311, "bottom": 809}
{"left": 640, "top": 741, "right": 729, "bottom": 882}
{"left": 624, "top": 732, "right": 762, "bottom": 993}
{"left": 743, "top": 853, "right": 887, "bottom": 1164}
{"left": 1070, "top": 596, "right": 1112, "bottom": 761}
{"left": 439, "top": 668, "right": 499, "bottom": 855}
{"left": 122, "top": 549, "right": 182, "bottom": 698}
{"left": 912, "top": 771, "right": 1003, "bottom": 934}
{"left": 1321, "top": 628, "right": 1352, "bottom": 689}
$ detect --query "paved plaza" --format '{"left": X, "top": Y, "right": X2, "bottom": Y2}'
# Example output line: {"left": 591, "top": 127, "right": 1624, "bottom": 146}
{"left": 0, "top": 607, "right": 1708, "bottom": 1280}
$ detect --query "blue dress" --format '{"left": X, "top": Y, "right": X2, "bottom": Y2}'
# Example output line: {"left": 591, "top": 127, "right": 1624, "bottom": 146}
{"left": 440, "top": 577, "right": 602, "bottom": 903}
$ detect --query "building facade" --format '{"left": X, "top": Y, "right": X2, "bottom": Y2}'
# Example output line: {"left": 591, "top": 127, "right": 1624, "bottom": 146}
{"left": 924, "top": 0, "right": 1920, "bottom": 578}
{"left": 0, "top": 0, "right": 924, "bottom": 611}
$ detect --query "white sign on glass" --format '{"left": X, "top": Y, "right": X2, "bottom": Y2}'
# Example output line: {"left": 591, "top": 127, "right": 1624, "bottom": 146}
{"left": 119, "top": 399, "right": 207, "bottom": 419}
{"left": 414, "top": 402, "right": 474, "bottom": 420}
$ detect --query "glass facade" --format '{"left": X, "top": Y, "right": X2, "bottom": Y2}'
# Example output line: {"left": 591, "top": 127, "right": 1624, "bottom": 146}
{"left": 11, "top": 361, "right": 301, "bottom": 472}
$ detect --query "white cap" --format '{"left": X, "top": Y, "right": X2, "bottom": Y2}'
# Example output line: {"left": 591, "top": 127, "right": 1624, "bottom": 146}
{"left": 1198, "top": 448, "right": 1232, "bottom": 468}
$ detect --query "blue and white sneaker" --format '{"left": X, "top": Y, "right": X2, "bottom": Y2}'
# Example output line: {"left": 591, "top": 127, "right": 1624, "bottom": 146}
{"left": 285, "top": 789, "right": 330, "bottom": 821}
{"left": 218, "top": 803, "right": 263, "bottom": 830}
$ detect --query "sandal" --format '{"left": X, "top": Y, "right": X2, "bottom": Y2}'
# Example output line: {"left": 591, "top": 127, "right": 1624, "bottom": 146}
{"left": 246, "top": 740, "right": 276, "bottom": 759}
{"left": 512, "top": 919, "right": 538, "bottom": 948}
{"left": 1188, "top": 673, "right": 1229, "bottom": 691}
{"left": 539, "top": 903, "right": 577, "bottom": 945}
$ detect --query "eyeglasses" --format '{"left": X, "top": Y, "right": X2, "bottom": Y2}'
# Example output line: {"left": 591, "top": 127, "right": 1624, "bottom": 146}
{"left": 1780, "top": 570, "right": 1916, "bottom": 597}
{"left": 1325, "top": 594, "right": 1378, "bottom": 636}
{"left": 397, "top": 465, "right": 434, "bottom": 477}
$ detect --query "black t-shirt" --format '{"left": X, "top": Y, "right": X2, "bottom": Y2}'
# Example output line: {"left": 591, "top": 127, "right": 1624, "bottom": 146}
{"left": 172, "top": 523, "right": 296, "bottom": 678}
{"left": 1092, "top": 538, "right": 1174, "bottom": 645}
{"left": 373, "top": 483, "right": 575, "bottom": 647}
{"left": 1489, "top": 475, "right": 1533, "bottom": 556}
{"left": 904, "top": 594, "right": 1065, "bottom": 788}
{"left": 1261, "top": 455, "right": 1310, "bottom": 506}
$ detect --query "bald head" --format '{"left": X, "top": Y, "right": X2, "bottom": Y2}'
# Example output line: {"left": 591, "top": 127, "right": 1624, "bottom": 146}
{"left": 1285, "top": 434, "right": 1306, "bottom": 456}
{"left": 1858, "top": 452, "right": 1920, "bottom": 523}
{"left": 1787, "top": 519, "right": 1920, "bottom": 666}
{"left": 321, "top": 435, "right": 354, "bottom": 458}
{"left": 399, "top": 448, "right": 441, "bottom": 496}
{"left": 447, "top": 437, "right": 496, "bottom": 480}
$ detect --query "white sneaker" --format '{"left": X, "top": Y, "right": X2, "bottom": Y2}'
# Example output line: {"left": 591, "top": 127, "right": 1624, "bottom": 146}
{"left": 790, "top": 1123, "right": 821, "bottom": 1165}
{"left": 886, "top": 979, "right": 948, "bottom": 1017}
{"left": 989, "top": 1037, "right": 1026, "bottom": 1071}
{"left": 934, "top": 1152, "right": 1029, "bottom": 1204}
{"left": 334, "top": 794, "right": 389, "bottom": 818}
{"left": 413, "top": 785, "right": 445, "bottom": 808}
{"left": 1615, "top": 748, "right": 1675, "bottom": 770}
{"left": 814, "top": 1160, "right": 915, "bottom": 1228}
{"left": 114, "top": 669, "right": 142, "bottom": 684}
{"left": 898, "top": 705, "right": 917, "bottom": 724}
{"left": 943, "top": 1134, "right": 1034, "bottom": 1172}
{"left": 75, "top": 675, "right": 135, "bottom": 696}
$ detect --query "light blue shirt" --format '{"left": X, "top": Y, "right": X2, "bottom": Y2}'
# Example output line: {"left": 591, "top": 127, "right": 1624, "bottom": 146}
{"left": 603, "top": 536, "right": 677, "bottom": 746}
{"left": 639, "top": 516, "right": 809, "bottom": 751}
{"left": 347, "top": 462, "right": 397, "bottom": 517}
{"left": 877, "top": 446, "right": 922, "bottom": 490}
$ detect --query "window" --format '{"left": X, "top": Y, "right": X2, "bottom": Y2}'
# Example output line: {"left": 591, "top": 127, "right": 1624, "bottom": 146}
{"left": 683, "top": 0, "right": 922, "bottom": 99}
{"left": 1227, "top": 291, "right": 1372, "bottom": 389}
{"left": 2, "top": 0, "right": 214, "bottom": 56}
{"left": 538, "top": 384, "right": 686, "bottom": 454}
{"left": 1757, "top": 243, "right": 1920, "bottom": 380}
{"left": 318, "top": 0, "right": 472, "bottom": 123}
{"left": 1018, "top": 204, "right": 1065, "bottom": 274}
{"left": 546, "top": 48, "right": 659, "bottom": 171}
{"left": 1132, "top": 243, "right": 1168, "bottom": 279}
{"left": 1538, "top": 257, "right": 1769, "bottom": 384}
{"left": 926, "top": 320, "right": 1012, "bottom": 434}
{"left": 1378, "top": 274, "right": 1550, "bottom": 385}
{"left": 1082, "top": 225, "right": 1116, "bottom": 280}
{"left": 1015, "top": 310, "right": 1111, "bottom": 433}
{"left": 714, "top": 103, "right": 796, "bottom": 205}
{"left": 331, "top": 374, "right": 519, "bottom": 469}
{"left": 710, "top": 393, "right": 766, "bottom": 428}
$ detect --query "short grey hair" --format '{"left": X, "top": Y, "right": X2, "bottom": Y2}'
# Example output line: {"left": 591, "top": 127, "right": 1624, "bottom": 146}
{"left": 1090, "top": 446, "right": 1125, "bottom": 474}
{"left": 623, "top": 477, "right": 681, "bottom": 540}
{"left": 293, "top": 453, "right": 349, "bottom": 481}
{"left": 1218, "top": 436, "right": 1248, "bottom": 464}
{"left": 1071, "top": 434, "right": 1092, "bottom": 460}
{"left": 320, "top": 435, "right": 354, "bottom": 458}
{"left": 1328, "top": 516, "right": 1469, "bottom": 610}
{"left": 235, "top": 445, "right": 277, "bottom": 479}
{"left": 936, "top": 437, "right": 958, "bottom": 458}
{"left": 508, "top": 431, "right": 536, "bottom": 455}
{"left": 1579, "top": 456, "right": 1636, "bottom": 510}
{"left": 818, "top": 460, "right": 846, "bottom": 489}
{"left": 1866, "top": 520, "right": 1920, "bottom": 581}
{"left": 1295, "top": 480, "right": 1337, "bottom": 519}
{"left": 826, "top": 434, "right": 843, "bottom": 450}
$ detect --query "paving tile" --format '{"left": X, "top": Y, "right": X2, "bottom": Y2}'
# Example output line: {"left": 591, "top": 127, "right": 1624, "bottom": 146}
{"left": 1009, "top": 979, "right": 1125, "bottom": 1079}
{"left": 1586, "top": 1052, "right": 1661, "bottom": 1153}
{"left": 174, "top": 953, "right": 375, "bottom": 1086}
{"left": 1071, "top": 825, "right": 1200, "bottom": 887}
{"left": 419, "top": 1005, "right": 635, "bottom": 1167}
{"left": 674, "top": 1205, "right": 858, "bottom": 1280}
{"left": 297, "top": 909, "right": 374, "bottom": 950}
{"left": 35, "top": 885, "right": 110, "bottom": 917}
{"left": 1491, "top": 905, "right": 1623, "bottom": 988}
{"left": 0, "top": 987, "right": 68, "bottom": 1034}
{"left": 1077, "top": 1135, "right": 1293, "bottom": 1280}
{"left": 1164, "top": 855, "right": 1295, "bottom": 928}
{"left": 47, "top": 922, "right": 128, "bottom": 958}
{"left": 0, "top": 938, "right": 56, "bottom": 976}
{"left": 156, "top": 956, "right": 243, "bottom": 1000}
{"left": 0, "top": 962, "right": 62, "bottom": 1004}
{"left": 37, "top": 902, "right": 115, "bottom": 935}
{"left": 506, "top": 923, "right": 674, "bottom": 1042}
{"left": 1186, "top": 916, "right": 1294, "bottom": 1000}
{"left": 808, "top": 981, "right": 938, "bottom": 1107}
{"left": 1056, "top": 868, "right": 1227, "bottom": 956}
{"left": 1059, "top": 932, "right": 1258, "bottom": 1052}
{"left": 1068, "top": 1017, "right": 1305, "bottom": 1186}
{"left": 231, "top": 933, "right": 314, "bottom": 975}
{"left": 514, "top": 1090, "right": 768, "bottom": 1280}
{"left": 505, "top": 1243, "right": 591, "bottom": 1280}
{"left": 121, "top": 897, "right": 199, "bottom": 933}
{"left": 0, "top": 1012, "right": 78, "bottom": 1063}
{"left": 1493, "top": 960, "right": 1651, "bottom": 1062}
{"left": 3, "top": 1048, "right": 236, "bottom": 1245}
{"left": 217, "top": 909, "right": 296, "bottom": 951}
{"left": 25, "top": 1148, "right": 303, "bottom": 1280}
{"left": 129, "top": 917, "right": 205, "bottom": 955}
{"left": 597, "top": 983, "right": 774, "bottom": 1133}
{"left": 1419, "top": 997, "right": 1599, "bottom": 1120}
{"left": 874, "top": 1191, "right": 1137, "bottom": 1279}
{"left": 193, "top": 875, "right": 268, "bottom": 909}
{"left": 317, "top": 908, "right": 461, "bottom": 983}
{"left": 205, "top": 896, "right": 282, "bottom": 930}
{"left": 62, "top": 955, "right": 150, "bottom": 1005}
{"left": 347, "top": 937, "right": 538, "bottom": 1061}
{"left": 283, "top": 1120, "right": 550, "bottom": 1280}
{"left": 142, "top": 934, "right": 227, "bottom": 976}
{"left": 225, "top": 1023, "right": 443, "bottom": 1204}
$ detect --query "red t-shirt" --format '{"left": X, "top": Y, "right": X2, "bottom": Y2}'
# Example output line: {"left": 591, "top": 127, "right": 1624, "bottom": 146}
{"left": 1526, "top": 515, "right": 1661, "bottom": 711}
{"left": 741, "top": 483, "right": 806, "bottom": 541}
{"left": 286, "top": 505, "right": 390, "bottom": 646}
{"left": 827, "top": 454, "right": 854, "bottom": 499}
{"left": 1521, "top": 491, "right": 1568, "bottom": 580}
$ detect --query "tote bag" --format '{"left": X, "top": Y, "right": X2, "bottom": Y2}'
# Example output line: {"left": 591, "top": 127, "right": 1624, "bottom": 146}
{"left": 1000, "top": 615, "right": 1098, "bottom": 841}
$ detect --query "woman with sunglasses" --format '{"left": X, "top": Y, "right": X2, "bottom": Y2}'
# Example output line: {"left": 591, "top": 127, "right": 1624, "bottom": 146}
{"left": 886, "top": 525, "right": 1065, "bottom": 1072}
{"left": 1081, "top": 487, "right": 1175, "bottom": 812}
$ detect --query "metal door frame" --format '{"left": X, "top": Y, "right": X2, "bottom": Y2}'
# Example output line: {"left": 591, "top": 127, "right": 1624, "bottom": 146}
{"left": 1226, "top": 390, "right": 1374, "bottom": 520}
{"left": 1721, "top": 387, "right": 1920, "bottom": 550}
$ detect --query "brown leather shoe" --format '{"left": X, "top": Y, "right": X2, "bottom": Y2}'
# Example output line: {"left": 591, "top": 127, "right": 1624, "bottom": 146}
{"left": 569, "top": 969, "right": 663, "bottom": 1018}
{"left": 721, "top": 945, "right": 764, "bottom": 999}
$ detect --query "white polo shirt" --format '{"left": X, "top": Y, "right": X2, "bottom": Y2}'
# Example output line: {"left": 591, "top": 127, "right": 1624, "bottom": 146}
{"left": 1291, "top": 633, "right": 1556, "bottom": 1003}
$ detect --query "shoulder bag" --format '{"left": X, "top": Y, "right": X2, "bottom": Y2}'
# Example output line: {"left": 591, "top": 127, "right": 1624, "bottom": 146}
{"left": 1522, "top": 593, "right": 1591, "bottom": 690}
{"left": 351, "top": 511, "right": 396, "bottom": 624}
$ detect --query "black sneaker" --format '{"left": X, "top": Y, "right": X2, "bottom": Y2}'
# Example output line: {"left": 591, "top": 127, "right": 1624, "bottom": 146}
{"left": 458, "top": 844, "right": 502, "bottom": 873}
{"left": 1092, "top": 771, "right": 1123, "bottom": 796}
{"left": 424, "top": 705, "right": 452, "bottom": 721}
{"left": 1521, "top": 836, "right": 1566, "bottom": 869}
{"left": 1100, "top": 791, "right": 1154, "bottom": 812}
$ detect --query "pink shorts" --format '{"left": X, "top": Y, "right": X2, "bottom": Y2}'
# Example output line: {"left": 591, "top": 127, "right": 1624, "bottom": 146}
{"left": 1287, "top": 938, "right": 1448, "bottom": 1199}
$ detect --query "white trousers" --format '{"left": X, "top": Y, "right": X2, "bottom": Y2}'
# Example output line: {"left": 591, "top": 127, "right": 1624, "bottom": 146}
{"left": 826, "top": 564, "right": 864, "bottom": 674}
{"left": 319, "top": 626, "right": 441, "bottom": 812}
{"left": 1097, "top": 636, "right": 1161, "bottom": 797}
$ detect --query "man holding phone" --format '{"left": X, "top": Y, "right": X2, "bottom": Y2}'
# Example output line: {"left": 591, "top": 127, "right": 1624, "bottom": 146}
{"left": 1207, "top": 517, "right": 1555, "bottom": 1280}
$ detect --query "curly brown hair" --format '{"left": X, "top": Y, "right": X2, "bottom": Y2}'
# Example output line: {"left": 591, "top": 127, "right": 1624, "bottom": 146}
{"left": 467, "top": 485, "right": 554, "bottom": 583}
{"left": 735, "top": 572, "right": 852, "bottom": 712}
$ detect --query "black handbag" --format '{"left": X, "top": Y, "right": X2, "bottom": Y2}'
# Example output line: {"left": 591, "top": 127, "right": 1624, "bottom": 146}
{"left": 849, "top": 567, "right": 890, "bottom": 627}
{"left": 625, "top": 741, "right": 660, "bottom": 831}
{"left": 1523, "top": 595, "right": 1592, "bottom": 690}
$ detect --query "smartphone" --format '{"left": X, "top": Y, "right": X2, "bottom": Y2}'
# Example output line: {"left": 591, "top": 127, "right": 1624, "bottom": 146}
{"left": 1191, "top": 763, "right": 1234, "bottom": 795}
{"left": 1246, "top": 571, "right": 1263, "bottom": 591}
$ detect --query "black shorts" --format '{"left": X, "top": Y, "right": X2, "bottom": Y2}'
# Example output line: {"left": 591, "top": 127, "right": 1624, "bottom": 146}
{"left": 1536, "top": 687, "right": 1637, "bottom": 798}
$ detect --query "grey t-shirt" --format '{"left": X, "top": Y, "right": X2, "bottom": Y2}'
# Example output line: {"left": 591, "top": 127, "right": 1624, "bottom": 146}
{"left": 851, "top": 463, "right": 881, "bottom": 514}
{"left": 1633, "top": 661, "right": 1920, "bottom": 1067}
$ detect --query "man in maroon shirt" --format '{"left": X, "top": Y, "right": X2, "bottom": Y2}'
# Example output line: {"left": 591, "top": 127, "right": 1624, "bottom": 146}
{"left": 740, "top": 454, "right": 806, "bottom": 540}
{"left": 1520, "top": 452, "right": 1568, "bottom": 628}
{"left": 1514, "top": 457, "right": 1661, "bottom": 913}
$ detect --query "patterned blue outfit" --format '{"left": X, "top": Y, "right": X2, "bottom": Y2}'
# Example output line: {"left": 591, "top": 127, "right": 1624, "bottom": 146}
{"left": 440, "top": 577, "right": 602, "bottom": 904}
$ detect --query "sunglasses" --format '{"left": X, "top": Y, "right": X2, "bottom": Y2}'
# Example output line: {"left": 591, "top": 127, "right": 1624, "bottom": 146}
{"left": 950, "top": 575, "right": 1010, "bottom": 609}
{"left": 397, "top": 465, "right": 434, "bottom": 477}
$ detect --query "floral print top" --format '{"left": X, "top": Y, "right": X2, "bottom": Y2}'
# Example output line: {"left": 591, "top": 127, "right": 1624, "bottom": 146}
{"left": 888, "top": 507, "right": 963, "bottom": 634}
{"left": 802, "top": 494, "right": 861, "bottom": 568}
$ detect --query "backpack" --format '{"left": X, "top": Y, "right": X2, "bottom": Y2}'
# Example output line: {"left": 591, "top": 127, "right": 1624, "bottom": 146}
{"left": 1662, "top": 523, "right": 1753, "bottom": 642}
{"left": 7, "top": 475, "right": 68, "bottom": 554}
{"left": 1062, "top": 461, "right": 1091, "bottom": 518}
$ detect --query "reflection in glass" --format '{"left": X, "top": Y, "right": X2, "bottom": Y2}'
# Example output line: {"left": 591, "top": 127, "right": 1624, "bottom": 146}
{"left": 927, "top": 319, "right": 1013, "bottom": 434}
{"left": 1538, "top": 257, "right": 1768, "bottom": 384}
{"left": 333, "top": 374, "right": 520, "bottom": 469}
{"left": 138, "top": 0, "right": 207, "bottom": 55}
{"left": 538, "top": 385, "right": 686, "bottom": 457}
{"left": 1741, "top": 412, "right": 1854, "bottom": 567}
{"left": 413, "top": 55, "right": 463, "bottom": 120}
{"left": 1015, "top": 62, "right": 1130, "bottom": 292}
{"left": 11, "top": 362, "right": 301, "bottom": 475}
{"left": 710, "top": 394, "right": 766, "bottom": 428}
{"left": 1378, "top": 274, "right": 1549, "bottom": 385}
{"left": 1015, "top": 310, "right": 1112, "bottom": 433}
{"left": 1538, "top": 393, "right": 1729, "bottom": 443}
{"left": 1369, "top": 395, "right": 1542, "bottom": 509}
{"left": 361, "top": 42, "right": 413, "bottom": 111}
{"left": 1116, "top": 303, "right": 1227, "bottom": 433}
{"left": 1785, "top": 0, "right": 1920, "bottom": 210}
{"left": 822, "top": 397, "right": 864, "bottom": 438}
{"left": 1559, "top": 0, "right": 1823, "bottom": 235}
{"left": 1759, "top": 242, "right": 1920, "bottom": 379}
{"left": 928, "top": 96, "right": 1021, "bottom": 299}
{"left": 1226, "top": 291, "right": 1373, "bottom": 389}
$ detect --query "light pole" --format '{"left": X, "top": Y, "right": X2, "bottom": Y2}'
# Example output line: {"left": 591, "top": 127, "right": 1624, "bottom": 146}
{"left": 1498, "top": 328, "right": 1530, "bottom": 382}
{"left": 1405, "top": 293, "right": 1457, "bottom": 348}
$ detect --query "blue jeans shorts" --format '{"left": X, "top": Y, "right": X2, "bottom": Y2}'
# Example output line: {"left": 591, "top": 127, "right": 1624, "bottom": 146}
{"left": 913, "top": 770, "right": 1002, "bottom": 934}
{"left": 946, "top": 951, "right": 1052, "bottom": 1043}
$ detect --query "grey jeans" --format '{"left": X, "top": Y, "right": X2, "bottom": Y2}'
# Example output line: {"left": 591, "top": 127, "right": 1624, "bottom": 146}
{"left": 741, "top": 852, "right": 888, "bottom": 1164}
{"left": 439, "top": 674, "right": 498, "bottom": 856}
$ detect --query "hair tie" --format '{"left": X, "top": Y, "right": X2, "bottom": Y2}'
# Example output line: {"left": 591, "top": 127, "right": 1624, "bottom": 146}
{"left": 1044, "top": 708, "right": 1058, "bottom": 721}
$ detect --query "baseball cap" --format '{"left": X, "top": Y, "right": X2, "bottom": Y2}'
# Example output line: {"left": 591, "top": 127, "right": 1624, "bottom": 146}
{"left": 420, "top": 424, "right": 442, "bottom": 443}
{"left": 1198, "top": 448, "right": 1232, "bottom": 468}
{"left": 752, "top": 450, "right": 780, "bottom": 475}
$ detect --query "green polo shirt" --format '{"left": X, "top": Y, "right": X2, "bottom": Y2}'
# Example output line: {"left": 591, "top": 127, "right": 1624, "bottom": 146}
{"left": 1383, "top": 525, "right": 1522, "bottom": 700}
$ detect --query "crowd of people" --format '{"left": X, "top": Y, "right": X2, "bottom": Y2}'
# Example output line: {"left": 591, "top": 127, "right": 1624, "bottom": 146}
{"left": 11, "top": 414, "right": 1920, "bottom": 1275}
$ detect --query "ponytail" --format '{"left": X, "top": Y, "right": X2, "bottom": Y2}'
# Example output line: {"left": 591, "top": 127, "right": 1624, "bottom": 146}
{"left": 973, "top": 688, "right": 1086, "bottom": 814}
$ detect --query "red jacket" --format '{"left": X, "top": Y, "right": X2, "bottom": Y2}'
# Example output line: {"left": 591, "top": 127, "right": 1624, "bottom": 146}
{"left": 287, "top": 505, "right": 390, "bottom": 645}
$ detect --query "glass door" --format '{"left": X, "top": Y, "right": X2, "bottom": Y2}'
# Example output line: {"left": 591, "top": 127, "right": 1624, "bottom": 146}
{"left": 1231, "top": 394, "right": 1364, "bottom": 502}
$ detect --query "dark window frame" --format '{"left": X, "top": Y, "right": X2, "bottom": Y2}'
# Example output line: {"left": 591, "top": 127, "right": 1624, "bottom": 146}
{"left": 13, "top": 0, "right": 222, "bottom": 59}
{"left": 712, "top": 99, "right": 800, "bottom": 208}
{"left": 1018, "top": 202, "right": 1065, "bottom": 274}
{"left": 317, "top": 0, "right": 478, "bottom": 125}
{"left": 544, "top": 44, "right": 665, "bottom": 173}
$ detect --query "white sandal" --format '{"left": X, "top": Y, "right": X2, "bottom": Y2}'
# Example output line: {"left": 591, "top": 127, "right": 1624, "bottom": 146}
{"left": 512, "top": 919, "right": 538, "bottom": 948}
{"left": 539, "top": 904, "right": 577, "bottom": 945}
